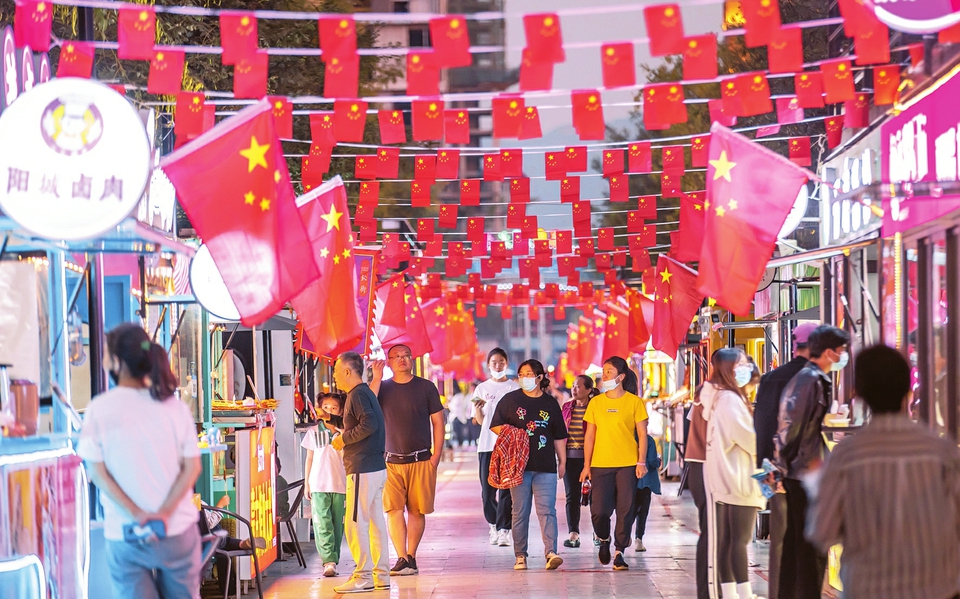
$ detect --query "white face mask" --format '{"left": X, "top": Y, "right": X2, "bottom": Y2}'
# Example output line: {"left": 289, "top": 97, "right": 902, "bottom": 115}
{"left": 830, "top": 351, "right": 849, "bottom": 372}
{"left": 519, "top": 376, "right": 539, "bottom": 392}
{"left": 490, "top": 367, "right": 506, "bottom": 379}
{"left": 600, "top": 377, "right": 620, "bottom": 393}
{"left": 734, "top": 365, "right": 753, "bottom": 388}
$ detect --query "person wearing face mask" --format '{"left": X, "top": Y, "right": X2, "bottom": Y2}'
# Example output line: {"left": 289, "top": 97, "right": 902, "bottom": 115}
{"left": 579, "top": 356, "right": 648, "bottom": 571}
{"left": 473, "top": 348, "right": 520, "bottom": 547}
{"left": 774, "top": 325, "right": 850, "bottom": 599}
{"left": 703, "top": 348, "right": 767, "bottom": 599}
{"left": 560, "top": 375, "right": 600, "bottom": 548}
{"left": 490, "top": 359, "right": 568, "bottom": 571}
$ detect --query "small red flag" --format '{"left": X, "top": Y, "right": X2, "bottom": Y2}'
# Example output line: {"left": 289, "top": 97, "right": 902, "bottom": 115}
{"left": 776, "top": 96, "right": 804, "bottom": 124}
{"left": 415, "top": 154, "right": 437, "bottom": 182}
{"left": 378, "top": 109, "right": 406, "bottom": 145}
{"left": 444, "top": 109, "right": 471, "bottom": 145}
{"left": 653, "top": 256, "right": 703, "bottom": 358}
{"left": 148, "top": 48, "right": 185, "bottom": 95}
{"left": 821, "top": 59, "right": 856, "bottom": 104}
{"left": 838, "top": 0, "right": 876, "bottom": 37}
{"left": 310, "top": 112, "right": 337, "bottom": 147}
{"left": 690, "top": 135, "right": 709, "bottom": 167}
{"left": 524, "top": 13, "right": 565, "bottom": 64}
{"left": 467, "top": 217, "right": 485, "bottom": 244}
{"left": 561, "top": 177, "right": 580, "bottom": 203}
{"left": 609, "top": 175, "right": 629, "bottom": 203}
{"left": 644, "top": 4, "right": 686, "bottom": 56}
{"left": 501, "top": 148, "right": 524, "bottom": 178}
{"left": 602, "top": 302, "right": 630, "bottom": 361}
{"left": 564, "top": 146, "right": 588, "bottom": 172}
{"left": 406, "top": 50, "right": 440, "bottom": 96}
{"left": 682, "top": 35, "right": 717, "bottom": 81}
{"left": 118, "top": 6, "right": 156, "bottom": 60}
{"left": 844, "top": 93, "right": 870, "bottom": 129}
{"left": 375, "top": 282, "right": 433, "bottom": 359}
{"left": 626, "top": 288, "right": 654, "bottom": 351}
{"left": 742, "top": 0, "right": 781, "bottom": 48}
{"left": 708, "top": 99, "right": 737, "bottom": 127}
{"left": 698, "top": 124, "right": 809, "bottom": 315}
{"left": 767, "top": 27, "right": 803, "bottom": 74}
{"left": 355, "top": 155, "right": 376, "bottom": 180}
{"left": 14, "top": 0, "right": 52, "bottom": 51}
{"left": 572, "top": 90, "right": 606, "bottom": 140}
{"left": 644, "top": 84, "right": 687, "bottom": 130}
{"left": 578, "top": 239, "right": 596, "bottom": 259}
{"left": 873, "top": 65, "right": 900, "bottom": 106}
{"left": 318, "top": 16, "right": 357, "bottom": 60}
{"left": 737, "top": 72, "right": 773, "bottom": 116}
{"left": 672, "top": 191, "right": 706, "bottom": 263}
{"left": 510, "top": 177, "right": 531, "bottom": 203}
{"left": 545, "top": 151, "right": 566, "bottom": 180}
{"left": 57, "top": 41, "right": 94, "bottom": 78}
{"left": 460, "top": 180, "right": 480, "bottom": 206}
{"left": 794, "top": 71, "right": 825, "bottom": 108}
{"left": 175, "top": 92, "right": 206, "bottom": 140}
{"left": 302, "top": 145, "right": 332, "bottom": 190}
{"left": 788, "top": 137, "right": 812, "bottom": 167}
{"left": 234, "top": 52, "right": 269, "bottom": 100}
{"left": 825, "top": 116, "right": 843, "bottom": 148}
{"left": 557, "top": 231, "right": 573, "bottom": 255}
{"left": 520, "top": 48, "right": 554, "bottom": 92}
{"left": 601, "top": 42, "right": 635, "bottom": 88}
{"left": 323, "top": 54, "right": 360, "bottom": 99}
{"left": 376, "top": 274, "right": 408, "bottom": 330}
{"left": 662, "top": 145, "right": 685, "bottom": 175}
{"left": 661, "top": 172, "right": 681, "bottom": 198}
{"left": 267, "top": 97, "right": 293, "bottom": 139}
{"left": 437, "top": 149, "right": 460, "bottom": 180}
{"left": 483, "top": 153, "right": 502, "bottom": 181}
{"left": 358, "top": 181, "right": 379, "bottom": 206}
{"left": 412, "top": 99, "right": 444, "bottom": 141}
{"left": 507, "top": 204, "right": 526, "bottom": 229}
{"left": 220, "top": 12, "right": 259, "bottom": 66}
{"left": 627, "top": 212, "right": 643, "bottom": 233}
{"left": 492, "top": 96, "right": 525, "bottom": 139}
{"left": 375, "top": 147, "right": 400, "bottom": 179}
{"left": 411, "top": 181, "right": 432, "bottom": 208}
{"left": 628, "top": 141, "right": 653, "bottom": 173}
{"left": 854, "top": 21, "right": 890, "bottom": 66}
{"left": 521, "top": 215, "right": 539, "bottom": 240}
{"left": 597, "top": 227, "right": 615, "bottom": 251}
{"left": 637, "top": 195, "right": 658, "bottom": 219}
{"left": 439, "top": 204, "right": 459, "bottom": 229}
{"left": 602, "top": 149, "right": 625, "bottom": 177}
{"left": 519, "top": 106, "right": 543, "bottom": 140}
{"left": 430, "top": 15, "right": 472, "bottom": 68}
{"left": 161, "top": 100, "right": 319, "bottom": 326}
{"left": 334, "top": 100, "right": 368, "bottom": 142}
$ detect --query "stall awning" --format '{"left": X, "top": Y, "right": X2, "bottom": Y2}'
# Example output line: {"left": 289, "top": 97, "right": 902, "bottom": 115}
{"left": 0, "top": 217, "right": 196, "bottom": 256}
{"left": 767, "top": 236, "right": 878, "bottom": 269}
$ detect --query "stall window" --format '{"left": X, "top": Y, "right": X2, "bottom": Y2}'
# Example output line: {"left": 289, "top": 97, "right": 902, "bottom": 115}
{"left": 904, "top": 241, "right": 921, "bottom": 423}
{"left": 931, "top": 236, "right": 949, "bottom": 437}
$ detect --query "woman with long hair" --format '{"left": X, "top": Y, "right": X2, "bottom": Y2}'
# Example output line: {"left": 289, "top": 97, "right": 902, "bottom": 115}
{"left": 580, "top": 356, "right": 649, "bottom": 571}
{"left": 703, "top": 348, "right": 766, "bottom": 599}
{"left": 77, "top": 323, "right": 202, "bottom": 599}
{"left": 685, "top": 382, "right": 710, "bottom": 599}
{"left": 491, "top": 359, "right": 568, "bottom": 571}
{"left": 561, "top": 375, "right": 600, "bottom": 548}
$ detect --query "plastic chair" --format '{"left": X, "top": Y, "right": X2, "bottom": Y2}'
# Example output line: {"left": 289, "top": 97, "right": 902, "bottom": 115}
{"left": 277, "top": 478, "right": 307, "bottom": 569}
{"left": 200, "top": 530, "right": 228, "bottom": 577}
{"left": 0, "top": 554, "right": 46, "bottom": 599}
{"left": 201, "top": 505, "right": 264, "bottom": 599}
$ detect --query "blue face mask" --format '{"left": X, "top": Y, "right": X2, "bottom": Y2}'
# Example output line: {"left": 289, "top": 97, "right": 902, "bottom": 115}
{"left": 519, "top": 376, "right": 539, "bottom": 392}
{"left": 830, "top": 351, "right": 849, "bottom": 372}
{"left": 734, "top": 365, "right": 753, "bottom": 388}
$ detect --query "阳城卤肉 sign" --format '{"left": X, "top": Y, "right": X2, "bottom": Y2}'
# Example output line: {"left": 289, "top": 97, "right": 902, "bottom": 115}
{"left": 881, "top": 66, "right": 960, "bottom": 235}
{"left": 0, "top": 77, "right": 151, "bottom": 241}
{"left": 865, "top": 0, "right": 960, "bottom": 34}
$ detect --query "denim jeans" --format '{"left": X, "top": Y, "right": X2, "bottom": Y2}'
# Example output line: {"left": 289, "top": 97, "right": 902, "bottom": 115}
{"left": 105, "top": 527, "right": 201, "bottom": 599}
{"left": 510, "top": 471, "right": 558, "bottom": 558}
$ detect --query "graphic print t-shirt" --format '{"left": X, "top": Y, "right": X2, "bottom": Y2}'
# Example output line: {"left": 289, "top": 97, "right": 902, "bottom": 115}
{"left": 492, "top": 390, "right": 568, "bottom": 473}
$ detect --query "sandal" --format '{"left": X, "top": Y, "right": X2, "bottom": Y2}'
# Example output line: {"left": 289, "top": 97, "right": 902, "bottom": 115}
{"left": 562, "top": 538, "right": 581, "bottom": 548}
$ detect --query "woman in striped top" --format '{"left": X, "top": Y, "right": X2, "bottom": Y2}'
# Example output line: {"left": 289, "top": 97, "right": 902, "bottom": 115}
{"left": 561, "top": 375, "right": 599, "bottom": 548}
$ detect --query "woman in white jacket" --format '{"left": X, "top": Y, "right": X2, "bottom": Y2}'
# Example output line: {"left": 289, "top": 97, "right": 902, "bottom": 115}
{"left": 703, "top": 348, "right": 766, "bottom": 599}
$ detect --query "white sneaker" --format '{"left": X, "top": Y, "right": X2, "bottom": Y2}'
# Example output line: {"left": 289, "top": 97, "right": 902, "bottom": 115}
{"left": 514, "top": 555, "right": 527, "bottom": 570}
{"left": 322, "top": 562, "right": 338, "bottom": 577}
{"left": 634, "top": 538, "right": 646, "bottom": 552}
{"left": 497, "top": 529, "right": 511, "bottom": 546}
{"left": 333, "top": 576, "right": 374, "bottom": 593}
{"left": 488, "top": 524, "right": 498, "bottom": 545}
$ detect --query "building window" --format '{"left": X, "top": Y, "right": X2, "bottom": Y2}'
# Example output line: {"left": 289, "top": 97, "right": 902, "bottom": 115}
{"left": 409, "top": 27, "right": 429, "bottom": 47}
{"left": 393, "top": 1, "right": 409, "bottom": 12}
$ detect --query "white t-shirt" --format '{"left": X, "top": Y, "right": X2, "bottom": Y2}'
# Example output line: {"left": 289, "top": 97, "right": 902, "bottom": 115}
{"left": 77, "top": 387, "right": 200, "bottom": 541}
{"left": 474, "top": 378, "right": 521, "bottom": 452}
{"left": 301, "top": 425, "right": 347, "bottom": 495}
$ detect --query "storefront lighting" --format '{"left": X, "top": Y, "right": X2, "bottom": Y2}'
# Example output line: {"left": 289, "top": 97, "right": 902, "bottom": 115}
{"left": 894, "top": 232, "right": 903, "bottom": 348}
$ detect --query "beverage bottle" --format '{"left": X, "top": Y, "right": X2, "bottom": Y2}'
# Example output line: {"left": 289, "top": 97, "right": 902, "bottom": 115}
{"left": 580, "top": 479, "right": 591, "bottom": 506}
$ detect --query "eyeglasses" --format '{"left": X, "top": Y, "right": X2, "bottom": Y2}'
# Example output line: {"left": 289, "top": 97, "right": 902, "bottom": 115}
{"left": 390, "top": 354, "right": 413, "bottom": 361}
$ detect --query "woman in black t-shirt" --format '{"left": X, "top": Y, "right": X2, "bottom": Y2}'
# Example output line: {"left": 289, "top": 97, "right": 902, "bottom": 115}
{"left": 491, "top": 359, "right": 568, "bottom": 572}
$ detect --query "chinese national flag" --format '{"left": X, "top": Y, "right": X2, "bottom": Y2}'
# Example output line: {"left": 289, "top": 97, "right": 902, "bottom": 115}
{"left": 637, "top": 223, "right": 656, "bottom": 248}
{"left": 683, "top": 35, "right": 717, "bottom": 81}
{"left": 310, "top": 112, "right": 337, "bottom": 147}
{"left": 323, "top": 54, "right": 360, "bottom": 99}
{"left": 524, "top": 13, "right": 565, "bottom": 64}
{"left": 510, "top": 177, "right": 530, "bottom": 203}
{"left": 492, "top": 96, "right": 525, "bottom": 139}
{"left": 572, "top": 91, "right": 606, "bottom": 140}
{"left": 691, "top": 135, "right": 709, "bottom": 167}
{"left": 234, "top": 52, "right": 269, "bottom": 100}
{"left": 721, "top": 77, "right": 743, "bottom": 117}
{"left": 821, "top": 59, "right": 856, "bottom": 104}
{"left": 661, "top": 172, "right": 681, "bottom": 198}
{"left": 602, "top": 302, "right": 630, "bottom": 360}
{"left": 267, "top": 97, "right": 293, "bottom": 139}
{"left": 519, "top": 106, "right": 543, "bottom": 140}
{"left": 644, "top": 84, "right": 687, "bottom": 130}
{"left": 148, "top": 48, "right": 185, "bottom": 95}
{"left": 776, "top": 96, "right": 804, "bottom": 124}
{"left": 545, "top": 151, "right": 565, "bottom": 180}
{"left": 737, "top": 72, "right": 773, "bottom": 116}
{"left": 698, "top": 124, "right": 809, "bottom": 315}
{"left": 597, "top": 227, "right": 615, "bottom": 251}
{"left": 290, "top": 177, "right": 366, "bottom": 356}
{"left": 439, "top": 204, "right": 458, "bottom": 229}
{"left": 421, "top": 297, "right": 454, "bottom": 364}
{"left": 376, "top": 147, "right": 400, "bottom": 179}
{"left": 375, "top": 282, "right": 433, "bottom": 358}
{"left": 175, "top": 92, "right": 206, "bottom": 140}
{"left": 874, "top": 65, "right": 900, "bottom": 105}
{"left": 767, "top": 27, "right": 803, "bottom": 74}
{"left": 406, "top": 50, "right": 440, "bottom": 96}
{"left": 788, "top": 137, "right": 812, "bottom": 166}
{"left": 602, "top": 149, "right": 625, "bottom": 176}
{"left": 161, "top": 100, "right": 319, "bottom": 326}
{"left": 557, "top": 230, "right": 573, "bottom": 255}
{"left": 564, "top": 146, "right": 588, "bottom": 172}
{"left": 609, "top": 175, "right": 629, "bottom": 202}
{"left": 673, "top": 191, "right": 706, "bottom": 263}
{"left": 417, "top": 218, "right": 435, "bottom": 243}
{"left": 14, "top": 0, "right": 52, "bottom": 51}
{"left": 355, "top": 155, "right": 376, "bottom": 180}
{"left": 118, "top": 6, "right": 156, "bottom": 60}
{"left": 742, "top": 0, "right": 781, "bottom": 48}
{"left": 412, "top": 99, "right": 444, "bottom": 141}
{"left": 601, "top": 43, "right": 635, "bottom": 88}
{"left": 838, "top": 0, "right": 876, "bottom": 37}
{"left": 794, "top": 71, "right": 825, "bottom": 108}
{"left": 430, "top": 15, "right": 472, "bottom": 68}
{"left": 444, "top": 109, "right": 471, "bottom": 145}
{"left": 854, "top": 21, "right": 890, "bottom": 66}
{"left": 220, "top": 12, "right": 258, "bottom": 66}
{"left": 318, "top": 16, "right": 357, "bottom": 60}
{"left": 375, "top": 275, "right": 407, "bottom": 329}
{"left": 334, "top": 100, "right": 368, "bottom": 142}
{"left": 708, "top": 99, "right": 737, "bottom": 127}
{"left": 637, "top": 195, "right": 657, "bottom": 219}
{"left": 507, "top": 204, "right": 526, "bottom": 229}
{"left": 437, "top": 149, "right": 460, "bottom": 179}
{"left": 378, "top": 109, "right": 406, "bottom": 144}
{"left": 57, "top": 41, "right": 94, "bottom": 78}
{"left": 644, "top": 4, "right": 685, "bottom": 56}
{"left": 844, "top": 93, "right": 870, "bottom": 129}
{"left": 520, "top": 48, "right": 554, "bottom": 92}
{"left": 411, "top": 181, "right": 431, "bottom": 208}
{"left": 302, "top": 146, "right": 331, "bottom": 190}
{"left": 501, "top": 149, "right": 523, "bottom": 177}
{"left": 652, "top": 256, "right": 702, "bottom": 358}
{"left": 626, "top": 288, "right": 654, "bottom": 352}
{"left": 460, "top": 180, "right": 480, "bottom": 206}
{"left": 662, "top": 145, "right": 684, "bottom": 175}
{"left": 825, "top": 116, "right": 843, "bottom": 148}
{"left": 628, "top": 141, "right": 653, "bottom": 173}
{"left": 483, "top": 153, "right": 502, "bottom": 181}
{"left": 467, "top": 217, "right": 485, "bottom": 244}
{"left": 561, "top": 177, "right": 580, "bottom": 203}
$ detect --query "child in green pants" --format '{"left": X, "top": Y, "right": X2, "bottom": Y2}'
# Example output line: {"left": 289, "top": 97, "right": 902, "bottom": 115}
{"left": 302, "top": 392, "right": 348, "bottom": 578}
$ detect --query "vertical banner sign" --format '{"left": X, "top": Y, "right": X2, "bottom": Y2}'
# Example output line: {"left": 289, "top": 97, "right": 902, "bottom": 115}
{"left": 237, "top": 426, "right": 277, "bottom": 579}
{"left": 350, "top": 248, "right": 380, "bottom": 356}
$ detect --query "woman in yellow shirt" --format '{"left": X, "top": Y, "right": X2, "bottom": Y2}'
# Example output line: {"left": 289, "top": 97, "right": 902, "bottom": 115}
{"left": 580, "top": 356, "right": 649, "bottom": 571}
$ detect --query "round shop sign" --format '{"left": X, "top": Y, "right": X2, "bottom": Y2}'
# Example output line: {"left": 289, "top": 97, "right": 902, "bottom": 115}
{"left": 189, "top": 244, "right": 241, "bottom": 322}
{"left": 864, "top": 0, "right": 960, "bottom": 34}
{"left": 0, "top": 78, "right": 151, "bottom": 240}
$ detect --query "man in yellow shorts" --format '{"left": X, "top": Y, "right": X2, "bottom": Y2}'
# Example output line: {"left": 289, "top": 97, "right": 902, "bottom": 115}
{"left": 371, "top": 344, "right": 445, "bottom": 576}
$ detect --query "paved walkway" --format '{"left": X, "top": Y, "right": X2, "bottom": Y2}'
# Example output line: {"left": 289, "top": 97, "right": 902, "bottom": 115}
{"left": 258, "top": 448, "right": 772, "bottom": 598}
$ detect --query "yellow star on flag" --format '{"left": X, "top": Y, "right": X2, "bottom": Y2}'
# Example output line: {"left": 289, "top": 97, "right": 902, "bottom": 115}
{"left": 259, "top": 198, "right": 271, "bottom": 211}
{"left": 608, "top": 314, "right": 618, "bottom": 325}
{"left": 244, "top": 191, "right": 256, "bottom": 205}
{"left": 709, "top": 150, "right": 737, "bottom": 182}
{"left": 434, "top": 306, "right": 445, "bottom": 316}
{"left": 333, "top": 255, "right": 341, "bottom": 265}
{"left": 342, "top": 249, "right": 351, "bottom": 259}
{"left": 727, "top": 199, "right": 738, "bottom": 211}
{"left": 319, "top": 247, "right": 330, "bottom": 259}
{"left": 660, "top": 267, "right": 673, "bottom": 283}
{"left": 716, "top": 206, "right": 726, "bottom": 217}
{"left": 320, "top": 204, "right": 343, "bottom": 232}
{"left": 240, "top": 136, "right": 270, "bottom": 172}
{"left": 595, "top": 319, "right": 603, "bottom": 328}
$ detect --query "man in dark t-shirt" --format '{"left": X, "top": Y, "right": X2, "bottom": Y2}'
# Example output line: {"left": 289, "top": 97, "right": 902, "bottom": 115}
{"left": 370, "top": 344, "right": 444, "bottom": 577}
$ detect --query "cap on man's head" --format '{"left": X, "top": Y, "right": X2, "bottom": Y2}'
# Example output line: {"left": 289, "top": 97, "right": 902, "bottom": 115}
{"left": 793, "top": 322, "right": 820, "bottom": 351}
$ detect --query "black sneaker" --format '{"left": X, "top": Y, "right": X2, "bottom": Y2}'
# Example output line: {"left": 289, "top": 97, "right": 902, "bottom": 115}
{"left": 389, "top": 557, "right": 409, "bottom": 576}
{"left": 402, "top": 555, "right": 419, "bottom": 575}
{"left": 598, "top": 540, "right": 611, "bottom": 565}
{"left": 613, "top": 552, "right": 629, "bottom": 570}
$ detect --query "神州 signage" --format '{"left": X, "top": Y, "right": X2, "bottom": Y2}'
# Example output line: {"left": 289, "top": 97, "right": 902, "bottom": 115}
{"left": 0, "top": 77, "right": 152, "bottom": 241}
